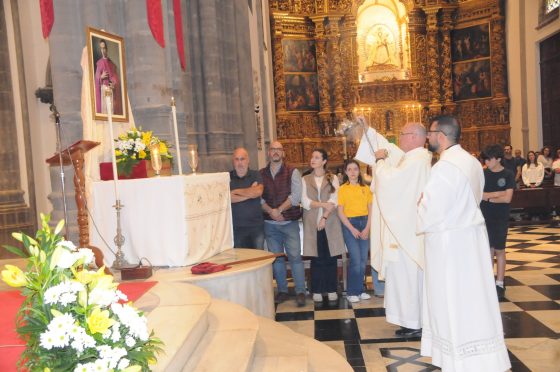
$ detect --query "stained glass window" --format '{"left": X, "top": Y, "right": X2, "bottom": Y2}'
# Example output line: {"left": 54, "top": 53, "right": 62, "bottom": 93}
{"left": 547, "top": 0, "right": 560, "bottom": 14}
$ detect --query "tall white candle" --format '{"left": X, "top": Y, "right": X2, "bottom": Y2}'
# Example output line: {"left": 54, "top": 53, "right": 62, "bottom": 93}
{"left": 171, "top": 97, "right": 183, "bottom": 175}
{"left": 405, "top": 105, "right": 409, "bottom": 123}
{"left": 105, "top": 88, "right": 119, "bottom": 200}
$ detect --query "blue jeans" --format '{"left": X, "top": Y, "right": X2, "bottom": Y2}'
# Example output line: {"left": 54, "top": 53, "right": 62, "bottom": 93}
{"left": 264, "top": 221, "right": 305, "bottom": 294}
{"left": 342, "top": 216, "right": 384, "bottom": 296}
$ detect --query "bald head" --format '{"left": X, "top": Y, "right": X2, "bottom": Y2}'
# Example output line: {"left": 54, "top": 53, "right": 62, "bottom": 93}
{"left": 399, "top": 122, "right": 427, "bottom": 152}
{"left": 232, "top": 147, "right": 250, "bottom": 177}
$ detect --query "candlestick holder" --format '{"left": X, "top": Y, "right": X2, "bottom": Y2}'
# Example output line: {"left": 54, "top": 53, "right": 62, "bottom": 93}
{"left": 187, "top": 144, "right": 199, "bottom": 174}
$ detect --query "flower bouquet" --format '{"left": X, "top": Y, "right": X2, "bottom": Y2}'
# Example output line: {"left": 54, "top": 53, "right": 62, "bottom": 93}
{"left": 1, "top": 214, "right": 163, "bottom": 371}
{"left": 115, "top": 128, "right": 173, "bottom": 176}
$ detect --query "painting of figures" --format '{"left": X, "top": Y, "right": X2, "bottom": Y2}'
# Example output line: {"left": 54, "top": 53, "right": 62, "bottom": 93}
{"left": 285, "top": 74, "right": 319, "bottom": 111}
{"left": 451, "top": 24, "right": 490, "bottom": 62}
{"left": 283, "top": 39, "right": 317, "bottom": 73}
{"left": 452, "top": 59, "right": 492, "bottom": 101}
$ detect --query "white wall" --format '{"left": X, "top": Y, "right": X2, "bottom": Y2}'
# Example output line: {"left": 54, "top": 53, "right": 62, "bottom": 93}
{"left": 507, "top": 1, "right": 560, "bottom": 154}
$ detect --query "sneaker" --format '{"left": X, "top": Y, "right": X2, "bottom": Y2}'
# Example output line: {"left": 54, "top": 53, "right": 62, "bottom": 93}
{"left": 327, "top": 292, "right": 338, "bottom": 301}
{"left": 296, "top": 293, "right": 306, "bottom": 307}
{"left": 312, "top": 293, "right": 323, "bottom": 302}
{"left": 359, "top": 292, "right": 371, "bottom": 300}
{"left": 347, "top": 295, "right": 360, "bottom": 303}
{"left": 275, "top": 292, "right": 289, "bottom": 304}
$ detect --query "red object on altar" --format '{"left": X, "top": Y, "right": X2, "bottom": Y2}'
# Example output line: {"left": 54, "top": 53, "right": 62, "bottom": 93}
{"left": 99, "top": 159, "right": 172, "bottom": 180}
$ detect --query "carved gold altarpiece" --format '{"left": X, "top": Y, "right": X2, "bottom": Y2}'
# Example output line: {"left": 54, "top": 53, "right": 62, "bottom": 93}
{"left": 269, "top": 0, "right": 510, "bottom": 166}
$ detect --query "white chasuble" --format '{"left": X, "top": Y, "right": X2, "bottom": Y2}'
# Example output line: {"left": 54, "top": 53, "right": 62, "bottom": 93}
{"left": 372, "top": 147, "right": 431, "bottom": 329}
{"left": 417, "top": 145, "right": 511, "bottom": 371}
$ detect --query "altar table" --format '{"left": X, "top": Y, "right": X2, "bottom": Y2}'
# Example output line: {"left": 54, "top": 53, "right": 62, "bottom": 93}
{"left": 90, "top": 174, "right": 233, "bottom": 267}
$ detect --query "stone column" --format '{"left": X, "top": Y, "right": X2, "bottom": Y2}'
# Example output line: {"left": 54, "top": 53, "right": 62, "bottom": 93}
{"left": 0, "top": 1, "right": 34, "bottom": 256}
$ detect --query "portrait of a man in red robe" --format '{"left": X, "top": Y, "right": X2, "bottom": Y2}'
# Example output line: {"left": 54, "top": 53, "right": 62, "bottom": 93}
{"left": 87, "top": 27, "right": 128, "bottom": 122}
{"left": 94, "top": 39, "right": 123, "bottom": 115}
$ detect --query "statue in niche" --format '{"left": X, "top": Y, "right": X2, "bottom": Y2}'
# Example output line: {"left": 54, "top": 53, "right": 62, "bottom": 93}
{"left": 365, "top": 26, "right": 397, "bottom": 68}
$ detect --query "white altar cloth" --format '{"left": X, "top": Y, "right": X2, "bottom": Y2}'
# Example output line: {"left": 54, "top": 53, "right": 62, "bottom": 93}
{"left": 90, "top": 173, "right": 233, "bottom": 267}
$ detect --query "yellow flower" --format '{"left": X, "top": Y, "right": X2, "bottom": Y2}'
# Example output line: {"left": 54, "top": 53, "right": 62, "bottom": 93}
{"left": 1, "top": 265, "right": 27, "bottom": 287}
{"left": 91, "top": 268, "right": 118, "bottom": 291}
{"left": 159, "top": 142, "right": 168, "bottom": 155}
{"left": 142, "top": 131, "right": 153, "bottom": 146}
{"left": 115, "top": 150, "right": 123, "bottom": 156}
{"left": 86, "top": 307, "right": 115, "bottom": 334}
{"left": 138, "top": 150, "right": 147, "bottom": 159}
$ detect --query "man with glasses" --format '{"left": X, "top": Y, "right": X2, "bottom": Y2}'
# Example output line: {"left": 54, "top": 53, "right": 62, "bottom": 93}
{"left": 260, "top": 141, "right": 306, "bottom": 306}
{"left": 417, "top": 116, "right": 510, "bottom": 370}
{"left": 363, "top": 122, "right": 431, "bottom": 338}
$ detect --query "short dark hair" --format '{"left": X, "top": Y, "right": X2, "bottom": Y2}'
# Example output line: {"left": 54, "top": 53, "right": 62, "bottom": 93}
{"left": 481, "top": 144, "right": 504, "bottom": 161}
{"left": 431, "top": 115, "right": 461, "bottom": 144}
{"left": 504, "top": 144, "right": 512, "bottom": 150}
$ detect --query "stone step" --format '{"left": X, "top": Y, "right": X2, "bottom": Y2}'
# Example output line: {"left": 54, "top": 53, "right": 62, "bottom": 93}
{"left": 253, "top": 316, "right": 352, "bottom": 372}
{"left": 182, "top": 299, "right": 259, "bottom": 372}
{"left": 251, "top": 317, "right": 308, "bottom": 372}
{"left": 135, "top": 282, "right": 212, "bottom": 372}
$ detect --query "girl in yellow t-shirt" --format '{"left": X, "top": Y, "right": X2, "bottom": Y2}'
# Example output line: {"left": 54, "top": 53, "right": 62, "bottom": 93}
{"left": 338, "top": 160, "right": 379, "bottom": 303}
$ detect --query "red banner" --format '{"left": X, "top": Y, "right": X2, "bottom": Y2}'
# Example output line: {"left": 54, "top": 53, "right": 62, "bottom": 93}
{"left": 39, "top": 0, "right": 54, "bottom": 38}
{"left": 173, "top": 0, "right": 186, "bottom": 71}
{"left": 146, "top": 0, "right": 165, "bottom": 48}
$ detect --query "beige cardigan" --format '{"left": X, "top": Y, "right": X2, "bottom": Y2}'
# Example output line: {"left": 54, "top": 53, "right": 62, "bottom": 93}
{"left": 302, "top": 174, "right": 345, "bottom": 257}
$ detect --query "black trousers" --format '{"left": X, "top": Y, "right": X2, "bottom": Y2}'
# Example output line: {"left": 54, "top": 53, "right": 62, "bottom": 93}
{"left": 310, "top": 229, "right": 338, "bottom": 293}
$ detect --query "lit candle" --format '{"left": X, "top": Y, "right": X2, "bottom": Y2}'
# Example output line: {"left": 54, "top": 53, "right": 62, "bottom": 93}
{"left": 171, "top": 97, "right": 183, "bottom": 175}
{"left": 405, "top": 105, "right": 409, "bottom": 123}
{"left": 105, "top": 88, "right": 119, "bottom": 200}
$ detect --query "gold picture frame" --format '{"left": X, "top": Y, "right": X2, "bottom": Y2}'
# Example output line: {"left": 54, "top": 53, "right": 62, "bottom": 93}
{"left": 86, "top": 27, "right": 128, "bottom": 122}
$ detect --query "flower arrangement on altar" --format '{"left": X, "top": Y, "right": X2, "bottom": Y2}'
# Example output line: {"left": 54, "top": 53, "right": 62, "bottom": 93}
{"left": 1, "top": 214, "right": 163, "bottom": 371}
{"left": 115, "top": 128, "right": 172, "bottom": 176}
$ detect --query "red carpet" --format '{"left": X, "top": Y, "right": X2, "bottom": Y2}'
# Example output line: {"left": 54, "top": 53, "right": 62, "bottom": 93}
{"left": 0, "top": 281, "right": 157, "bottom": 371}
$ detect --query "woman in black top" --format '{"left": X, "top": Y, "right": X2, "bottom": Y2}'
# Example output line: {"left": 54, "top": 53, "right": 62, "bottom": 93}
{"left": 480, "top": 145, "right": 515, "bottom": 300}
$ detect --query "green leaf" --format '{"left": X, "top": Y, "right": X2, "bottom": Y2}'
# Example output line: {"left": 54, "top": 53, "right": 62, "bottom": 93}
{"left": 2, "top": 244, "right": 27, "bottom": 258}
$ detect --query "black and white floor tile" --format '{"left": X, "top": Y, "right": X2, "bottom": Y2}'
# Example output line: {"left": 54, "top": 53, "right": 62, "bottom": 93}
{"left": 275, "top": 224, "right": 560, "bottom": 371}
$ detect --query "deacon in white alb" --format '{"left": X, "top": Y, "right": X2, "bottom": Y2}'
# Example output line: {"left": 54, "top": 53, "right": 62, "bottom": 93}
{"left": 368, "top": 122, "right": 431, "bottom": 337}
{"left": 417, "top": 115, "right": 511, "bottom": 371}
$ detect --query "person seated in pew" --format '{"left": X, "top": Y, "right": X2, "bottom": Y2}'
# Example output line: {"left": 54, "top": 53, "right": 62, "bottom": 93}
{"left": 521, "top": 151, "right": 544, "bottom": 188}
{"left": 552, "top": 148, "right": 560, "bottom": 187}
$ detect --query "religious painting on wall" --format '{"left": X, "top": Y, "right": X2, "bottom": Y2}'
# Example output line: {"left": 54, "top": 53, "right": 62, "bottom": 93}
{"left": 452, "top": 59, "right": 492, "bottom": 101}
{"left": 451, "top": 24, "right": 490, "bottom": 62}
{"left": 285, "top": 74, "right": 319, "bottom": 111}
{"left": 86, "top": 27, "right": 129, "bottom": 122}
{"left": 282, "top": 39, "right": 317, "bottom": 73}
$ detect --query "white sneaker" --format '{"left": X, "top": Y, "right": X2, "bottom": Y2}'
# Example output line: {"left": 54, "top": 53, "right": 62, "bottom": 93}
{"left": 327, "top": 292, "right": 338, "bottom": 301}
{"left": 360, "top": 292, "right": 371, "bottom": 300}
{"left": 312, "top": 293, "right": 323, "bottom": 302}
{"left": 347, "top": 295, "right": 360, "bottom": 303}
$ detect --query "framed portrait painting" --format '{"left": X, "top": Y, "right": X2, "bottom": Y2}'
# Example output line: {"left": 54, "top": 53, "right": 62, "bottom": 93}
{"left": 86, "top": 27, "right": 128, "bottom": 122}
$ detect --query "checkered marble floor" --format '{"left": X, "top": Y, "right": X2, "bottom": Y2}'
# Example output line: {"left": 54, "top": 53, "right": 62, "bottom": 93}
{"left": 274, "top": 224, "right": 560, "bottom": 371}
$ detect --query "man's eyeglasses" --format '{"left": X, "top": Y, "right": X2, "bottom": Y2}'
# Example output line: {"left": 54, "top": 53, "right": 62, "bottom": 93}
{"left": 399, "top": 132, "right": 415, "bottom": 136}
{"left": 270, "top": 147, "right": 284, "bottom": 152}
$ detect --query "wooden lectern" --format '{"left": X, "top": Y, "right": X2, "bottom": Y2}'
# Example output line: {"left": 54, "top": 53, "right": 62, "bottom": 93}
{"left": 46, "top": 140, "right": 109, "bottom": 273}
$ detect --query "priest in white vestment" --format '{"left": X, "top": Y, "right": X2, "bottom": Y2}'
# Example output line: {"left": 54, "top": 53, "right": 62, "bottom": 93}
{"left": 367, "top": 123, "right": 431, "bottom": 337}
{"left": 417, "top": 116, "right": 511, "bottom": 371}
